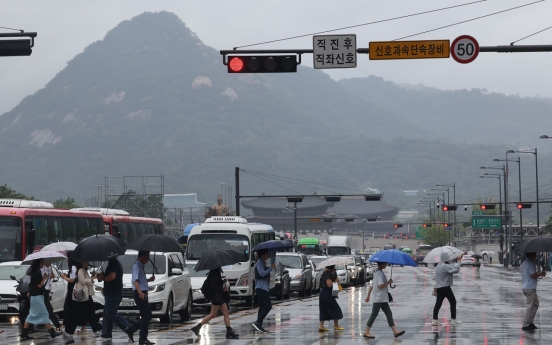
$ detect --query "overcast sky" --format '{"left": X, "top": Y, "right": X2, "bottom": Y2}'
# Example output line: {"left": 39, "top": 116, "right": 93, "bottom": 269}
{"left": 1, "top": 0, "right": 552, "bottom": 115}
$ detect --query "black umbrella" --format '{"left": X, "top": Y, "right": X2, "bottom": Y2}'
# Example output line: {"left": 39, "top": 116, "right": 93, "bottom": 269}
{"left": 194, "top": 249, "right": 245, "bottom": 272}
{"left": 517, "top": 236, "right": 552, "bottom": 253}
{"left": 252, "top": 240, "right": 293, "bottom": 252}
{"left": 125, "top": 234, "right": 184, "bottom": 254}
{"left": 471, "top": 254, "right": 483, "bottom": 259}
{"left": 72, "top": 235, "right": 126, "bottom": 263}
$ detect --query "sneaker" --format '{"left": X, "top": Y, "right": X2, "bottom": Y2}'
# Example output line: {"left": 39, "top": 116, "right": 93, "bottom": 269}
{"left": 252, "top": 323, "right": 263, "bottom": 332}
{"left": 450, "top": 319, "right": 462, "bottom": 325}
{"left": 522, "top": 325, "right": 533, "bottom": 331}
{"left": 529, "top": 323, "right": 538, "bottom": 330}
{"left": 431, "top": 320, "right": 441, "bottom": 326}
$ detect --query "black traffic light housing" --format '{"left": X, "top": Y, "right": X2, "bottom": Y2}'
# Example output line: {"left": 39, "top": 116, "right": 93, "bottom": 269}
{"left": 423, "top": 223, "right": 429, "bottom": 228}
{"left": 442, "top": 205, "right": 457, "bottom": 211}
{"left": 0, "top": 39, "right": 32, "bottom": 56}
{"left": 517, "top": 203, "right": 532, "bottom": 209}
{"left": 227, "top": 55, "right": 297, "bottom": 73}
{"left": 480, "top": 204, "right": 496, "bottom": 210}
{"left": 393, "top": 223, "right": 403, "bottom": 228}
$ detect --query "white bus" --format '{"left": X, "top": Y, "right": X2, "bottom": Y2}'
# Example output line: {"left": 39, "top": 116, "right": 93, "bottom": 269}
{"left": 185, "top": 216, "right": 275, "bottom": 305}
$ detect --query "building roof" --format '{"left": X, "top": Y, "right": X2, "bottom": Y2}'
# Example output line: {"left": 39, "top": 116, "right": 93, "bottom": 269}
{"left": 241, "top": 196, "right": 333, "bottom": 210}
{"left": 326, "top": 197, "right": 398, "bottom": 217}
{"left": 163, "top": 194, "right": 206, "bottom": 209}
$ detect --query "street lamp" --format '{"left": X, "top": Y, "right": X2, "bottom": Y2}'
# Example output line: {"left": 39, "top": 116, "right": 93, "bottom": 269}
{"left": 436, "top": 183, "right": 456, "bottom": 239}
{"left": 479, "top": 174, "right": 503, "bottom": 249}
{"left": 512, "top": 147, "right": 539, "bottom": 235}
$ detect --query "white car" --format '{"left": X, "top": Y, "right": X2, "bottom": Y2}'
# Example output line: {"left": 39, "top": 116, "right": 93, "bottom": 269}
{"left": 92, "top": 251, "right": 192, "bottom": 323}
{"left": 0, "top": 261, "right": 66, "bottom": 319}
{"left": 336, "top": 264, "right": 351, "bottom": 287}
{"left": 276, "top": 253, "right": 313, "bottom": 297}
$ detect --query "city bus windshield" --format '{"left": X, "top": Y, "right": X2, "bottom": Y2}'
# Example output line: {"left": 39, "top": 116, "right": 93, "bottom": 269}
{"left": 186, "top": 234, "right": 249, "bottom": 262}
{"left": 327, "top": 247, "right": 348, "bottom": 256}
{"left": 298, "top": 244, "right": 320, "bottom": 255}
{"left": 0, "top": 216, "right": 22, "bottom": 262}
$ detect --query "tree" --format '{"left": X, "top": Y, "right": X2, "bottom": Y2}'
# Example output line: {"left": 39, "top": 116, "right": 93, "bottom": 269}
{"left": 420, "top": 225, "right": 451, "bottom": 247}
{"left": 53, "top": 197, "right": 79, "bottom": 209}
{"left": 0, "top": 184, "right": 33, "bottom": 200}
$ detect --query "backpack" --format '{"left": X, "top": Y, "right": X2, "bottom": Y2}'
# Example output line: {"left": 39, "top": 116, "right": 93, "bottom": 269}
{"left": 17, "top": 273, "right": 32, "bottom": 295}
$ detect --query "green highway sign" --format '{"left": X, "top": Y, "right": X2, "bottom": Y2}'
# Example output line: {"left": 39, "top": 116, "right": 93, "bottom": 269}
{"left": 472, "top": 211, "right": 484, "bottom": 215}
{"left": 472, "top": 217, "right": 501, "bottom": 229}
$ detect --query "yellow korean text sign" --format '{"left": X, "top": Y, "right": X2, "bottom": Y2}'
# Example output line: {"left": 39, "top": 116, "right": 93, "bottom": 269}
{"left": 369, "top": 40, "right": 450, "bottom": 60}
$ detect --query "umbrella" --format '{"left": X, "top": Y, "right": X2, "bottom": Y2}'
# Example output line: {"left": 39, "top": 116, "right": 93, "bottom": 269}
{"left": 252, "top": 240, "right": 293, "bottom": 252}
{"left": 516, "top": 236, "right": 552, "bottom": 253}
{"left": 467, "top": 251, "right": 475, "bottom": 255}
{"left": 41, "top": 242, "right": 77, "bottom": 256}
{"left": 316, "top": 256, "right": 355, "bottom": 268}
{"left": 23, "top": 250, "right": 67, "bottom": 264}
{"left": 369, "top": 249, "right": 417, "bottom": 288}
{"left": 471, "top": 254, "right": 483, "bottom": 259}
{"left": 195, "top": 249, "right": 245, "bottom": 271}
{"left": 72, "top": 235, "right": 126, "bottom": 263}
{"left": 423, "top": 246, "right": 463, "bottom": 264}
{"left": 125, "top": 234, "right": 184, "bottom": 254}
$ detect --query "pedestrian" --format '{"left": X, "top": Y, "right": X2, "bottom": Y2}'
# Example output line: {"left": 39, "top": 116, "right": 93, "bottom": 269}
{"left": 318, "top": 265, "right": 344, "bottom": 332}
{"left": 60, "top": 257, "right": 87, "bottom": 334}
{"left": 362, "top": 262, "right": 405, "bottom": 339}
{"left": 40, "top": 261, "right": 63, "bottom": 331}
{"left": 432, "top": 253, "right": 462, "bottom": 326}
{"left": 252, "top": 249, "right": 275, "bottom": 333}
{"left": 19, "top": 259, "right": 63, "bottom": 340}
{"left": 96, "top": 255, "right": 135, "bottom": 342}
{"left": 475, "top": 257, "right": 481, "bottom": 278}
{"left": 489, "top": 252, "right": 493, "bottom": 265}
{"left": 63, "top": 261, "right": 102, "bottom": 338}
{"left": 129, "top": 251, "right": 156, "bottom": 345}
{"left": 521, "top": 252, "right": 546, "bottom": 330}
{"left": 503, "top": 251, "right": 509, "bottom": 268}
{"left": 190, "top": 267, "right": 238, "bottom": 339}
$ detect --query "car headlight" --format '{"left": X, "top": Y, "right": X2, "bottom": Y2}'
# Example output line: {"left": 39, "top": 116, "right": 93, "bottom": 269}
{"left": 292, "top": 274, "right": 301, "bottom": 281}
{"left": 94, "top": 285, "right": 103, "bottom": 293}
{"left": 236, "top": 273, "right": 249, "bottom": 286}
{"left": 148, "top": 283, "right": 165, "bottom": 293}
{"left": 16, "top": 290, "right": 21, "bottom": 297}
{"left": 193, "top": 288, "right": 202, "bottom": 293}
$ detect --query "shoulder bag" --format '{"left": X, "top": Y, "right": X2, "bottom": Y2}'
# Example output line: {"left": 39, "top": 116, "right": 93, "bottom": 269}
{"left": 432, "top": 285, "right": 437, "bottom": 297}
{"left": 72, "top": 269, "right": 89, "bottom": 302}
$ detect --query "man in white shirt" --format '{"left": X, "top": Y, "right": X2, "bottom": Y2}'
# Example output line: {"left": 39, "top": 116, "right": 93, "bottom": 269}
{"left": 40, "top": 262, "right": 62, "bottom": 330}
{"left": 521, "top": 252, "right": 546, "bottom": 330}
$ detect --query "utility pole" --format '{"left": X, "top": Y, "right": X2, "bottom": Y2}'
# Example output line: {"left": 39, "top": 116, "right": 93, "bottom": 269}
{"left": 235, "top": 167, "right": 240, "bottom": 216}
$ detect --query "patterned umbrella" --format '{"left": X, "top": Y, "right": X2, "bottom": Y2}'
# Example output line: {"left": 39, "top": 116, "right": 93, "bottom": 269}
{"left": 41, "top": 242, "right": 77, "bottom": 256}
{"left": 423, "top": 246, "right": 463, "bottom": 264}
{"left": 23, "top": 250, "right": 67, "bottom": 264}
{"left": 316, "top": 256, "right": 355, "bottom": 268}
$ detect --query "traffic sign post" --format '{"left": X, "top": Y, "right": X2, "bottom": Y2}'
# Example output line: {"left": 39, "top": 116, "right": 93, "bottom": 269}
{"left": 313, "top": 34, "right": 356, "bottom": 69}
{"left": 451, "top": 35, "right": 479, "bottom": 64}
{"left": 369, "top": 40, "right": 449, "bottom": 60}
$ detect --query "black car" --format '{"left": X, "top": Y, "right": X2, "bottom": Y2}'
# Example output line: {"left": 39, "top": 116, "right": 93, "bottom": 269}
{"left": 270, "top": 263, "right": 291, "bottom": 300}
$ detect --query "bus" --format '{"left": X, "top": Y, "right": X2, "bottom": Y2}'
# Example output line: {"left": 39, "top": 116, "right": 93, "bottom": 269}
{"left": 297, "top": 238, "right": 322, "bottom": 255}
{"left": 186, "top": 216, "right": 274, "bottom": 304}
{"left": 0, "top": 199, "right": 106, "bottom": 262}
{"left": 178, "top": 223, "right": 199, "bottom": 250}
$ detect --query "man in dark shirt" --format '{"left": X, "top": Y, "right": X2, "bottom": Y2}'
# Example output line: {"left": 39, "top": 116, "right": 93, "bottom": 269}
{"left": 97, "top": 256, "right": 134, "bottom": 342}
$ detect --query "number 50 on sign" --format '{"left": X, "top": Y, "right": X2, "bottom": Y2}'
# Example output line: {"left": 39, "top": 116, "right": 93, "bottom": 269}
{"left": 451, "top": 35, "right": 479, "bottom": 64}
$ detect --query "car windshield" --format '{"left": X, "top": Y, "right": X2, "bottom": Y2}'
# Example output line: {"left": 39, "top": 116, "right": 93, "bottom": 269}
{"left": 186, "top": 234, "right": 249, "bottom": 262}
{"left": 187, "top": 264, "right": 209, "bottom": 277}
{"left": 111, "top": 254, "right": 167, "bottom": 275}
{"left": 277, "top": 255, "right": 302, "bottom": 269}
{"left": 463, "top": 255, "right": 472, "bottom": 259}
{"left": 336, "top": 264, "right": 347, "bottom": 270}
{"left": 0, "top": 264, "right": 29, "bottom": 280}
{"left": 0, "top": 216, "right": 23, "bottom": 262}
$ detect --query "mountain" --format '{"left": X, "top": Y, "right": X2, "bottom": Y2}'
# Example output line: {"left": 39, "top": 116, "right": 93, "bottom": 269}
{"left": 0, "top": 11, "right": 551, "bottom": 216}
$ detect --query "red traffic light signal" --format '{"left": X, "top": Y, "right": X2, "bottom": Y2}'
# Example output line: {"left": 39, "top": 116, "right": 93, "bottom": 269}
{"left": 393, "top": 223, "right": 403, "bottom": 228}
{"left": 442, "top": 205, "right": 457, "bottom": 211}
{"left": 480, "top": 204, "right": 496, "bottom": 210}
{"left": 444, "top": 223, "right": 449, "bottom": 227}
{"left": 227, "top": 55, "right": 297, "bottom": 73}
{"left": 423, "top": 223, "right": 429, "bottom": 228}
{"left": 517, "top": 203, "right": 532, "bottom": 209}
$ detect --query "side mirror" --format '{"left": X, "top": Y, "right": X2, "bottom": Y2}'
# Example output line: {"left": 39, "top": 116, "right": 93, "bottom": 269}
{"left": 171, "top": 268, "right": 183, "bottom": 276}
{"left": 10, "top": 275, "right": 16, "bottom": 281}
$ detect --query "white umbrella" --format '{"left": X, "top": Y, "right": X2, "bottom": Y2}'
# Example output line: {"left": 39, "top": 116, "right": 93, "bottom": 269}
{"left": 423, "top": 246, "right": 463, "bottom": 264}
{"left": 467, "top": 251, "right": 475, "bottom": 256}
{"left": 317, "top": 256, "right": 355, "bottom": 268}
{"left": 22, "top": 250, "right": 67, "bottom": 264}
{"left": 41, "top": 242, "right": 77, "bottom": 255}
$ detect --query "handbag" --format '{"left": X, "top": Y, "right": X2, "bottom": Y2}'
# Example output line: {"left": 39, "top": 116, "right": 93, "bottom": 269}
{"left": 332, "top": 282, "right": 339, "bottom": 297}
{"left": 338, "top": 283, "right": 343, "bottom": 291}
{"left": 72, "top": 269, "right": 88, "bottom": 302}
{"left": 432, "top": 286, "right": 437, "bottom": 297}
{"left": 388, "top": 292, "right": 394, "bottom": 303}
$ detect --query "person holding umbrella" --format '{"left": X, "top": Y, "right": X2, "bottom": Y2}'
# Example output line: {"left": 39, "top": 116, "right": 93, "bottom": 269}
{"left": 128, "top": 251, "right": 156, "bottom": 345}
{"left": 318, "top": 265, "right": 344, "bottom": 332}
{"left": 252, "top": 249, "right": 275, "bottom": 333}
{"left": 521, "top": 252, "right": 546, "bottom": 330}
{"left": 19, "top": 259, "right": 63, "bottom": 340}
{"left": 40, "top": 261, "right": 63, "bottom": 331}
{"left": 432, "top": 252, "right": 461, "bottom": 326}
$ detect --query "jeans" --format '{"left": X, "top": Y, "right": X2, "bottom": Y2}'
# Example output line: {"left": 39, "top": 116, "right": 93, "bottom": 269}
{"left": 522, "top": 289, "right": 539, "bottom": 326}
{"left": 102, "top": 295, "right": 130, "bottom": 338}
{"left": 255, "top": 289, "right": 272, "bottom": 325}
{"left": 44, "top": 291, "right": 61, "bottom": 328}
{"left": 132, "top": 291, "right": 152, "bottom": 342}
{"left": 433, "top": 286, "right": 456, "bottom": 320}
{"left": 366, "top": 302, "right": 394, "bottom": 327}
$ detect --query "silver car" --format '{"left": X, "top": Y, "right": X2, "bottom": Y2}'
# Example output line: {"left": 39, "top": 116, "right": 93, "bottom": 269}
{"left": 276, "top": 253, "right": 313, "bottom": 297}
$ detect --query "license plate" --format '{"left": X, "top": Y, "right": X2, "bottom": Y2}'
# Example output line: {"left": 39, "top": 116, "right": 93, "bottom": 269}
{"left": 0, "top": 304, "right": 7, "bottom": 310}
{"left": 119, "top": 301, "right": 135, "bottom": 307}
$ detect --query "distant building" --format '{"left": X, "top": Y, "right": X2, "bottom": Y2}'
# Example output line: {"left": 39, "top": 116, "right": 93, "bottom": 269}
{"left": 403, "top": 190, "right": 419, "bottom": 196}
{"left": 397, "top": 211, "right": 419, "bottom": 222}
{"left": 163, "top": 193, "right": 206, "bottom": 209}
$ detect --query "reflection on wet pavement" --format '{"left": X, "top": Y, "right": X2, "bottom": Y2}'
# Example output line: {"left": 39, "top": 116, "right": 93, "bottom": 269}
{"left": 3, "top": 264, "right": 552, "bottom": 344}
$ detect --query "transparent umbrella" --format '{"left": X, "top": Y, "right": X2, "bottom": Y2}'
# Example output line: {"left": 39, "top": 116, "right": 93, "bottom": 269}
{"left": 423, "top": 246, "right": 463, "bottom": 264}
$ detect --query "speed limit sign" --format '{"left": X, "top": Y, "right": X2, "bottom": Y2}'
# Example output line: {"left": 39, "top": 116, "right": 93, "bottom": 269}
{"left": 451, "top": 35, "right": 479, "bottom": 64}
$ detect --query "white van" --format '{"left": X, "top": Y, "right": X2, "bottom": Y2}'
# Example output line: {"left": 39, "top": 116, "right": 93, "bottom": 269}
{"left": 186, "top": 217, "right": 275, "bottom": 305}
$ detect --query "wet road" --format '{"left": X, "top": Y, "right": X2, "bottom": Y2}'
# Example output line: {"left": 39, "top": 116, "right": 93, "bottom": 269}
{"left": 3, "top": 264, "right": 552, "bottom": 344}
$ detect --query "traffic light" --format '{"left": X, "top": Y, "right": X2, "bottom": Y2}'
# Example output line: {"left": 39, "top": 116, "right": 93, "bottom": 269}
{"left": 517, "top": 203, "right": 532, "bottom": 209}
{"left": 480, "top": 204, "right": 496, "bottom": 210}
{"left": 423, "top": 223, "right": 429, "bottom": 228}
{"left": 0, "top": 39, "right": 32, "bottom": 56}
{"left": 442, "top": 205, "right": 457, "bottom": 211}
{"left": 393, "top": 223, "right": 403, "bottom": 228}
{"left": 227, "top": 55, "right": 297, "bottom": 73}
{"left": 444, "top": 223, "right": 449, "bottom": 227}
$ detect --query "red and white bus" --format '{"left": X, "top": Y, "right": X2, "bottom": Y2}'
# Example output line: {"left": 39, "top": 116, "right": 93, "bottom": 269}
{"left": 0, "top": 199, "right": 106, "bottom": 262}
{"left": 72, "top": 208, "right": 164, "bottom": 243}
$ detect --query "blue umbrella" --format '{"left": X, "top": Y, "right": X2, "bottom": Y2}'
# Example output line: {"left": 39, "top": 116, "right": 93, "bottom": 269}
{"left": 252, "top": 240, "right": 293, "bottom": 252}
{"left": 369, "top": 249, "right": 417, "bottom": 289}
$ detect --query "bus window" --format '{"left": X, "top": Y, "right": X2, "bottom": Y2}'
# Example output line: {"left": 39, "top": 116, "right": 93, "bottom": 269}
{"left": 62, "top": 218, "right": 76, "bottom": 242}
{"left": 89, "top": 218, "right": 101, "bottom": 236}
{"left": 104, "top": 222, "right": 111, "bottom": 235}
{"left": 154, "top": 224, "right": 163, "bottom": 235}
{"left": 76, "top": 218, "right": 91, "bottom": 242}
{"left": 32, "top": 217, "right": 49, "bottom": 245}
{"left": 0, "top": 216, "right": 22, "bottom": 262}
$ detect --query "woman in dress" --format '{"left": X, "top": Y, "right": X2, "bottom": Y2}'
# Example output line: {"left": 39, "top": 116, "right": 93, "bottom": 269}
{"left": 363, "top": 261, "right": 404, "bottom": 338}
{"left": 63, "top": 261, "right": 102, "bottom": 337}
{"left": 318, "top": 265, "right": 344, "bottom": 332}
{"left": 60, "top": 257, "right": 87, "bottom": 333}
{"left": 19, "top": 259, "right": 63, "bottom": 340}
{"left": 190, "top": 268, "right": 238, "bottom": 339}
